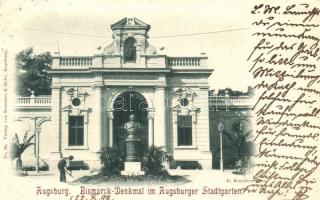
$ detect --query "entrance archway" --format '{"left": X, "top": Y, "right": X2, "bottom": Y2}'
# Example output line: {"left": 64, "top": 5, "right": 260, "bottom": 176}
{"left": 112, "top": 91, "right": 148, "bottom": 155}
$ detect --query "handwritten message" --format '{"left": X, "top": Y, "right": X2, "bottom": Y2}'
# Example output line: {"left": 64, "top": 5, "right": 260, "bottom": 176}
{"left": 246, "top": 2, "right": 320, "bottom": 200}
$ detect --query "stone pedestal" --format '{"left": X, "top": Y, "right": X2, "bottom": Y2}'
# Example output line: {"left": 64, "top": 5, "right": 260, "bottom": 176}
{"left": 121, "top": 162, "right": 145, "bottom": 176}
{"left": 122, "top": 115, "right": 145, "bottom": 176}
{"left": 125, "top": 134, "right": 140, "bottom": 162}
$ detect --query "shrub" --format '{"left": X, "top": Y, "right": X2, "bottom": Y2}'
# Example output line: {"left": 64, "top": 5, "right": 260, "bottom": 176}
{"left": 142, "top": 146, "right": 172, "bottom": 175}
{"left": 99, "top": 146, "right": 125, "bottom": 176}
{"left": 21, "top": 158, "right": 49, "bottom": 171}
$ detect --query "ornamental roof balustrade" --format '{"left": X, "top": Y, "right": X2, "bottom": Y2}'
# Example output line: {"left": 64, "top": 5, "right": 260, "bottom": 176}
{"left": 15, "top": 95, "right": 252, "bottom": 110}
{"left": 58, "top": 57, "right": 93, "bottom": 67}
{"left": 52, "top": 56, "right": 95, "bottom": 69}
{"left": 209, "top": 95, "right": 254, "bottom": 110}
{"left": 51, "top": 55, "right": 208, "bottom": 69}
{"left": 167, "top": 56, "right": 207, "bottom": 68}
{"left": 16, "top": 96, "right": 51, "bottom": 109}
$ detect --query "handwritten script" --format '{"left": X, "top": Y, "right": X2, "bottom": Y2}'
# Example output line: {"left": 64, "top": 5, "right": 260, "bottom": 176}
{"left": 245, "top": 2, "right": 320, "bottom": 200}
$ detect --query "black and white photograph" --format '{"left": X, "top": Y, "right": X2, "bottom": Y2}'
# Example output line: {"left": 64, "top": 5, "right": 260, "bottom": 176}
{"left": 1, "top": 0, "right": 320, "bottom": 200}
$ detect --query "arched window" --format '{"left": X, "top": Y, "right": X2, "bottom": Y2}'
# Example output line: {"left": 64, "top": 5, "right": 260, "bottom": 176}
{"left": 123, "top": 37, "right": 136, "bottom": 63}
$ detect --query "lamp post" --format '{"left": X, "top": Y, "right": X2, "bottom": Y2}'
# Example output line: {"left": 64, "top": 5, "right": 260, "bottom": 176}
{"left": 239, "top": 122, "right": 244, "bottom": 135}
{"left": 224, "top": 90, "right": 229, "bottom": 111}
{"left": 239, "top": 121, "right": 244, "bottom": 160}
{"left": 218, "top": 122, "right": 224, "bottom": 171}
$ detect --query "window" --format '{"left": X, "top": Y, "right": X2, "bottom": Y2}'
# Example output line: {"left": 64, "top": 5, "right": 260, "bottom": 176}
{"left": 123, "top": 37, "right": 136, "bottom": 63}
{"left": 177, "top": 116, "right": 192, "bottom": 146}
{"left": 68, "top": 116, "right": 84, "bottom": 146}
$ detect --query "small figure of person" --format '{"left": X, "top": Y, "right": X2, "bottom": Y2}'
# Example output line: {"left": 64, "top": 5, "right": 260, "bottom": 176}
{"left": 57, "top": 155, "right": 73, "bottom": 182}
{"left": 233, "top": 159, "right": 245, "bottom": 174}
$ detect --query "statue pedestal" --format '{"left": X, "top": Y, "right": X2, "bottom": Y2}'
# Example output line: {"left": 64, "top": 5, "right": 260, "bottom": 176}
{"left": 121, "top": 162, "right": 145, "bottom": 176}
{"left": 125, "top": 134, "right": 140, "bottom": 162}
{"left": 121, "top": 134, "right": 145, "bottom": 176}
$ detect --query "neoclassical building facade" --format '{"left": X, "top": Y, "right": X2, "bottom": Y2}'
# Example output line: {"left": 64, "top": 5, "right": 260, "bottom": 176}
{"left": 50, "top": 18, "right": 212, "bottom": 169}
{"left": 14, "top": 18, "right": 252, "bottom": 170}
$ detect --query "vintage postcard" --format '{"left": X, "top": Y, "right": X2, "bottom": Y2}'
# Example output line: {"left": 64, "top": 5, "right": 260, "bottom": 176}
{"left": 1, "top": 0, "right": 320, "bottom": 199}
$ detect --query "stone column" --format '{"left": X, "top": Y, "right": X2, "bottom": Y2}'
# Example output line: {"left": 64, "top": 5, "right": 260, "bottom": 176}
{"left": 154, "top": 86, "right": 166, "bottom": 149}
{"left": 148, "top": 111, "right": 155, "bottom": 147}
{"left": 50, "top": 86, "right": 62, "bottom": 159}
{"left": 35, "top": 126, "right": 40, "bottom": 172}
{"left": 29, "top": 117, "right": 38, "bottom": 171}
{"left": 107, "top": 109, "right": 114, "bottom": 147}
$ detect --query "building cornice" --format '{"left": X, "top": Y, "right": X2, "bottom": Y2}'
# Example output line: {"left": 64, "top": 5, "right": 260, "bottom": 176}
{"left": 48, "top": 68, "right": 171, "bottom": 74}
{"left": 48, "top": 68, "right": 214, "bottom": 75}
{"left": 170, "top": 68, "right": 214, "bottom": 74}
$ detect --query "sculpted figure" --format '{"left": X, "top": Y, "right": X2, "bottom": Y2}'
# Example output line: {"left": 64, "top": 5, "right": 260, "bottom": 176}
{"left": 123, "top": 114, "right": 142, "bottom": 162}
{"left": 123, "top": 114, "right": 141, "bottom": 136}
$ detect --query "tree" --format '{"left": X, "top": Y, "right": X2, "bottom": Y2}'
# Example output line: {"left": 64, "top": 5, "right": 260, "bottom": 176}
{"left": 16, "top": 48, "right": 52, "bottom": 96}
{"left": 223, "top": 121, "right": 252, "bottom": 160}
{"left": 217, "top": 88, "right": 247, "bottom": 96}
{"left": 11, "top": 132, "right": 35, "bottom": 172}
{"left": 210, "top": 87, "right": 255, "bottom": 96}
{"left": 223, "top": 121, "right": 253, "bottom": 173}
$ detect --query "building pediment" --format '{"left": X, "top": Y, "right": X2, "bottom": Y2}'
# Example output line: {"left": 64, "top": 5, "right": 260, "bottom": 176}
{"left": 111, "top": 17, "right": 150, "bottom": 31}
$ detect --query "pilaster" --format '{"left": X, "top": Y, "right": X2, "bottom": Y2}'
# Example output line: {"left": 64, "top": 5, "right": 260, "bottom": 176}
{"left": 91, "top": 85, "right": 103, "bottom": 152}
{"left": 147, "top": 109, "right": 155, "bottom": 147}
{"left": 154, "top": 86, "right": 167, "bottom": 149}
{"left": 50, "top": 86, "right": 62, "bottom": 159}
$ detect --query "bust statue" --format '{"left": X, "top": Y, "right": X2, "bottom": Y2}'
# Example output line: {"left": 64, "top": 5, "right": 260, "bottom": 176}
{"left": 123, "top": 114, "right": 141, "bottom": 136}
{"left": 123, "top": 114, "right": 142, "bottom": 162}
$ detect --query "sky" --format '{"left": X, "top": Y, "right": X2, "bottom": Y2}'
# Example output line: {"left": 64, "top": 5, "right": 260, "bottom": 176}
{"left": 1, "top": 0, "right": 254, "bottom": 91}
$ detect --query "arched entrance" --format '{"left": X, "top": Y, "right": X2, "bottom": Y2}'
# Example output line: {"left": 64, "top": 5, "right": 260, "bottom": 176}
{"left": 112, "top": 91, "right": 148, "bottom": 155}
